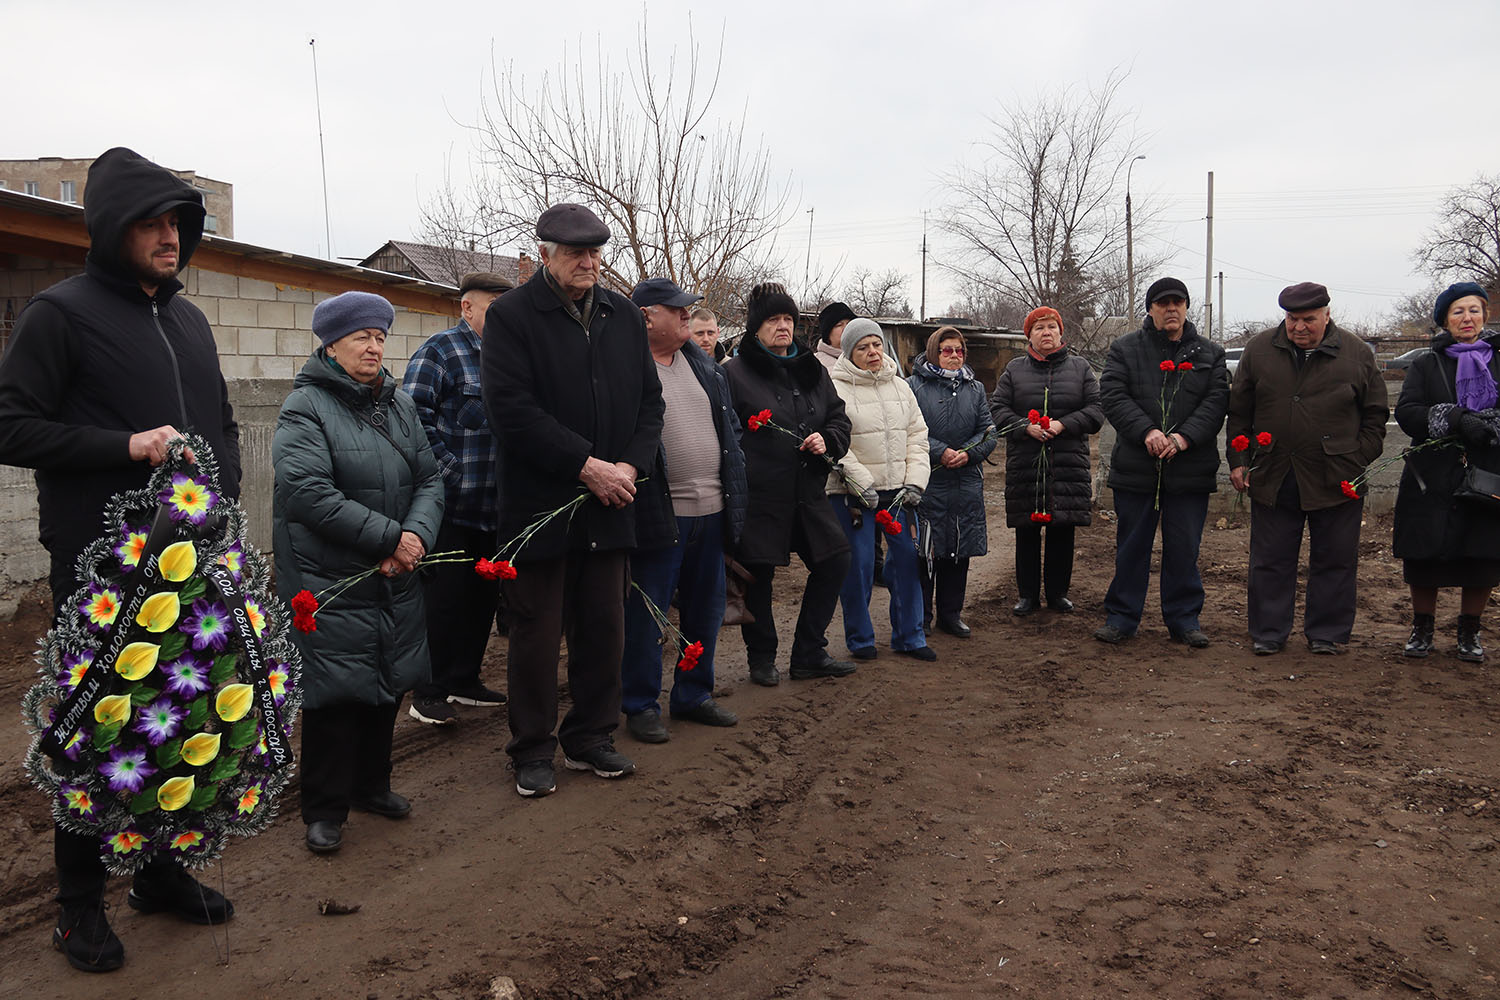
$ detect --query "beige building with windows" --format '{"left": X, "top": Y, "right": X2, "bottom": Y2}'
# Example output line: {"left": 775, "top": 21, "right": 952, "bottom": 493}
{"left": 0, "top": 156, "right": 234, "bottom": 237}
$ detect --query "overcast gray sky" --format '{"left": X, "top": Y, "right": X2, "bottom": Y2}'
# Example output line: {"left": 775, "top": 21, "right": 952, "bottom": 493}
{"left": 7, "top": 0, "right": 1498, "bottom": 329}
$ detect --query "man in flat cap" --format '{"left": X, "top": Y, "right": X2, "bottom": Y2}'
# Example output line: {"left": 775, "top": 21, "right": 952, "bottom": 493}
{"left": 1096, "top": 276, "right": 1230, "bottom": 647}
{"left": 1226, "top": 282, "right": 1387, "bottom": 654}
{"left": 620, "top": 278, "right": 746, "bottom": 743}
{"left": 481, "top": 204, "right": 664, "bottom": 796}
{"left": 403, "top": 272, "right": 514, "bottom": 725}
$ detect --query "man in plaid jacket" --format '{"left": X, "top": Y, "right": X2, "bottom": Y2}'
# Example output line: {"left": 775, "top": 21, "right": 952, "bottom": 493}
{"left": 402, "top": 272, "right": 512, "bottom": 725}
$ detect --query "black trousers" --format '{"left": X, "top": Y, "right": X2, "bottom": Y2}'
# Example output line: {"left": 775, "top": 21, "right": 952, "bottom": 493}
{"left": 1249, "top": 474, "right": 1363, "bottom": 645}
{"left": 740, "top": 521, "right": 851, "bottom": 667}
{"left": 920, "top": 557, "right": 971, "bottom": 624}
{"left": 1014, "top": 524, "right": 1077, "bottom": 602}
{"left": 502, "top": 550, "right": 626, "bottom": 764}
{"left": 298, "top": 703, "right": 399, "bottom": 824}
{"left": 49, "top": 558, "right": 191, "bottom": 904}
{"left": 416, "top": 521, "right": 500, "bottom": 699}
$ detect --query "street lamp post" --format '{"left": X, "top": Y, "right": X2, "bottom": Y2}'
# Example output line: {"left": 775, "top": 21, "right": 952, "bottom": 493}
{"left": 1126, "top": 155, "right": 1146, "bottom": 324}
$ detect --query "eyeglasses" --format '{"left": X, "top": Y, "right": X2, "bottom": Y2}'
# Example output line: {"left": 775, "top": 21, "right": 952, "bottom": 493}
{"left": 939, "top": 346, "right": 965, "bottom": 357}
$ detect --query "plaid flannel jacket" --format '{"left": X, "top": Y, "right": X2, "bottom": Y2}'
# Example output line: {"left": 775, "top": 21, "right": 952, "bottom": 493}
{"left": 402, "top": 319, "right": 498, "bottom": 531}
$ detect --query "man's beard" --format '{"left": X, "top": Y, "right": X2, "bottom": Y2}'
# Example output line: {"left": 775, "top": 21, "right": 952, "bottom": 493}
{"left": 132, "top": 252, "right": 179, "bottom": 287}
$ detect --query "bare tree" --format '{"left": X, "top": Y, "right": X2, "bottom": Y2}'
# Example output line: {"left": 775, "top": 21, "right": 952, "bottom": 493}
{"left": 1413, "top": 174, "right": 1500, "bottom": 294}
{"left": 938, "top": 70, "right": 1165, "bottom": 345}
{"left": 421, "top": 18, "right": 793, "bottom": 320}
{"left": 841, "top": 267, "right": 913, "bottom": 318}
{"left": 941, "top": 276, "right": 1028, "bottom": 329}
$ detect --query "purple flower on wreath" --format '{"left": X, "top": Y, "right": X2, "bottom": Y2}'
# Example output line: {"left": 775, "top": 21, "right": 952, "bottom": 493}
{"left": 133, "top": 697, "right": 186, "bottom": 746}
{"left": 217, "top": 541, "right": 245, "bottom": 583}
{"left": 161, "top": 654, "right": 211, "bottom": 698}
{"left": 159, "top": 473, "right": 218, "bottom": 525}
{"left": 169, "top": 829, "right": 210, "bottom": 856}
{"left": 59, "top": 784, "right": 97, "bottom": 819}
{"left": 58, "top": 650, "right": 95, "bottom": 691}
{"left": 267, "top": 660, "right": 292, "bottom": 704}
{"left": 62, "top": 727, "right": 89, "bottom": 762}
{"left": 115, "top": 522, "right": 150, "bottom": 572}
{"left": 100, "top": 746, "right": 157, "bottom": 794}
{"left": 79, "top": 583, "right": 122, "bottom": 633}
{"left": 181, "top": 598, "right": 231, "bottom": 652}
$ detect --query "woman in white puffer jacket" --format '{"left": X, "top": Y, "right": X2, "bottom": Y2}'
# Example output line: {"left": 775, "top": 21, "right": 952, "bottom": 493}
{"left": 827, "top": 319, "right": 935, "bottom": 661}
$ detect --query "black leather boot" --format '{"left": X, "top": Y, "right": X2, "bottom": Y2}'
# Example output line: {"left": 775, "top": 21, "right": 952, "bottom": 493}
{"left": 1404, "top": 613, "right": 1435, "bottom": 657}
{"left": 1457, "top": 614, "right": 1485, "bottom": 663}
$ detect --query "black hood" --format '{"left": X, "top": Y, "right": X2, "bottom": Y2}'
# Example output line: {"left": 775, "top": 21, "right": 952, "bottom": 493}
{"left": 84, "top": 147, "right": 206, "bottom": 283}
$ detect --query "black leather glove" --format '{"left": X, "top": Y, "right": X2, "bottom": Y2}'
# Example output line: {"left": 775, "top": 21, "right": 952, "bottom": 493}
{"left": 1458, "top": 411, "right": 1495, "bottom": 447}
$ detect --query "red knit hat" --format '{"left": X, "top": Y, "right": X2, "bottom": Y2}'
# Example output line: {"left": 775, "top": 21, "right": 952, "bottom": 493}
{"left": 1024, "top": 306, "right": 1063, "bottom": 337}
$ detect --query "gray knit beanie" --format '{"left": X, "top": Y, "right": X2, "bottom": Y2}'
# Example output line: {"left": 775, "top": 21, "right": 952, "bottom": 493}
{"left": 312, "top": 291, "right": 395, "bottom": 348}
{"left": 841, "top": 318, "right": 885, "bottom": 361}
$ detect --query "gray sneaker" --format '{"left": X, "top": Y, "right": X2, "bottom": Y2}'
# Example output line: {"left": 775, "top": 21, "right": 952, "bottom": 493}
{"left": 563, "top": 745, "right": 636, "bottom": 779}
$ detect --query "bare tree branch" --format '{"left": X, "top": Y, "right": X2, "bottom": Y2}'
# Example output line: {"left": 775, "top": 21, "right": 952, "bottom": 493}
{"left": 1413, "top": 174, "right": 1500, "bottom": 295}
{"left": 841, "top": 267, "right": 913, "bottom": 318}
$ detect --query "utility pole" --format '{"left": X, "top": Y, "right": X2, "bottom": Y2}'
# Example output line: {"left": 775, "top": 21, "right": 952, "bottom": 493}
{"left": 1203, "top": 171, "right": 1215, "bottom": 337}
{"left": 1217, "top": 271, "right": 1225, "bottom": 340}
{"left": 309, "top": 39, "right": 333, "bottom": 259}
{"left": 920, "top": 210, "right": 928, "bottom": 322}
{"left": 803, "top": 208, "right": 814, "bottom": 302}
{"left": 1126, "top": 155, "right": 1145, "bottom": 324}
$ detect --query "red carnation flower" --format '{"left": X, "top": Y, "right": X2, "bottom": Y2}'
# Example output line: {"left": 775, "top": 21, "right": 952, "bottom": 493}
{"left": 496, "top": 559, "right": 518, "bottom": 580}
{"left": 1256, "top": 431, "right": 1273, "bottom": 447}
{"left": 1230, "top": 434, "right": 1251, "bottom": 452}
{"left": 1177, "top": 361, "right": 1193, "bottom": 371}
{"left": 874, "top": 509, "right": 894, "bottom": 525}
{"left": 747, "top": 408, "right": 773, "bottom": 431}
{"left": 1029, "top": 511, "right": 1052, "bottom": 523}
{"left": 883, "top": 521, "right": 902, "bottom": 536}
{"left": 1027, "top": 409, "right": 1041, "bottom": 424}
{"left": 1340, "top": 480, "right": 1360, "bottom": 499}
{"left": 293, "top": 613, "right": 317, "bottom": 634}
{"left": 1159, "top": 360, "right": 1176, "bottom": 372}
{"left": 291, "top": 589, "right": 318, "bottom": 615}
{"left": 677, "top": 640, "right": 705, "bottom": 672}
{"left": 474, "top": 558, "right": 503, "bottom": 580}
{"left": 1039, "top": 415, "right": 1051, "bottom": 430}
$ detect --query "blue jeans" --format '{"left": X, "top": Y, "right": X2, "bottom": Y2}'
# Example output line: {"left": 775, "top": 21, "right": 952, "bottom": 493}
{"left": 831, "top": 495, "right": 927, "bottom": 652}
{"left": 622, "top": 512, "right": 724, "bottom": 716}
{"left": 1103, "top": 488, "right": 1209, "bottom": 635}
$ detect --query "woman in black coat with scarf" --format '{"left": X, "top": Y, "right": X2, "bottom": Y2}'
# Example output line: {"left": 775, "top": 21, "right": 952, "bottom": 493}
{"left": 724, "top": 284, "right": 854, "bottom": 686}
{"left": 908, "top": 327, "right": 996, "bottom": 637}
{"left": 990, "top": 307, "right": 1104, "bottom": 614}
{"left": 1393, "top": 282, "right": 1500, "bottom": 662}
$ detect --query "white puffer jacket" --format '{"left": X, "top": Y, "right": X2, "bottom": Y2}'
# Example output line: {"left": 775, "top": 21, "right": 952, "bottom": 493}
{"left": 828, "top": 355, "right": 931, "bottom": 494}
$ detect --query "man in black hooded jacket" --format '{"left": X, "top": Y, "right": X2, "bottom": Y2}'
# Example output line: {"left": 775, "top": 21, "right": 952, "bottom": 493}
{"left": 0, "top": 147, "right": 240, "bottom": 973}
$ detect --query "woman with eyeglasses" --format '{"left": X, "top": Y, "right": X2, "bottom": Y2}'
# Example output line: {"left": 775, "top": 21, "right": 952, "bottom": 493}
{"left": 989, "top": 307, "right": 1104, "bottom": 616}
{"left": 907, "top": 327, "right": 996, "bottom": 636}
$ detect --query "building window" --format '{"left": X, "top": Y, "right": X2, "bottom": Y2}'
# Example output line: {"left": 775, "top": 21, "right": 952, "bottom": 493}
{"left": 0, "top": 180, "right": 7, "bottom": 189}
{"left": 24, "top": 181, "right": 39, "bottom": 196}
{"left": 204, "top": 214, "right": 219, "bottom": 234}
{"left": 60, "top": 180, "right": 76, "bottom": 203}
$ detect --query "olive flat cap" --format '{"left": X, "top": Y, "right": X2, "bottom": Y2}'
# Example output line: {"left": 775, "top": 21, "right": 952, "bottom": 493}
{"left": 1146, "top": 276, "right": 1190, "bottom": 306}
{"left": 1278, "top": 282, "right": 1330, "bottom": 312}
{"left": 459, "top": 271, "right": 511, "bottom": 294}
{"left": 536, "top": 203, "right": 610, "bottom": 247}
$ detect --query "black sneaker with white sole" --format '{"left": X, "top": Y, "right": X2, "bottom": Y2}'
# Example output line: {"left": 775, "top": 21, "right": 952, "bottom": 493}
{"left": 408, "top": 696, "right": 458, "bottom": 726}
{"left": 563, "top": 745, "right": 636, "bottom": 778}
{"left": 514, "top": 760, "right": 556, "bottom": 797}
{"left": 446, "top": 683, "right": 506, "bottom": 707}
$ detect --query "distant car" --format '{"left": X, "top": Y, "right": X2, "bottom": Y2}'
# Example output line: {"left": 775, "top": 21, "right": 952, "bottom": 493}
{"left": 1224, "top": 347, "right": 1243, "bottom": 378}
{"left": 1384, "top": 348, "right": 1428, "bottom": 371}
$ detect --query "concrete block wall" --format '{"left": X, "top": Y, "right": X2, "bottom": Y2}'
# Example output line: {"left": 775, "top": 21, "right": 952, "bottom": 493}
{"left": 179, "top": 268, "right": 455, "bottom": 380}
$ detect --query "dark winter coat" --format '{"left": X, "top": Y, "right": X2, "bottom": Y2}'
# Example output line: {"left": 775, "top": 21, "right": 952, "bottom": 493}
{"left": 480, "top": 269, "right": 665, "bottom": 561}
{"left": 1099, "top": 319, "right": 1229, "bottom": 494}
{"left": 990, "top": 347, "right": 1105, "bottom": 528}
{"left": 723, "top": 336, "right": 851, "bottom": 566}
{"left": 635, "top": 340, "right": 750, "bottom": 550}
{"left": 1393, "top": 331, "right": 1500, "bottom": 563}
{"left": 1226, "top": 321, "right": 1387, "bottom": 510}
{"left": 908, "top": 356, "right": 995, "bottom": 558}
{"left": 0, "top": 147, "right": 241, "bottom": 567}
{"left": 272, "top": 355, "right": 445, "bottom": 710}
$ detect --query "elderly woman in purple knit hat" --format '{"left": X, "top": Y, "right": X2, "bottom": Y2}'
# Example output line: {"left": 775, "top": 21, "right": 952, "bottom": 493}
{"left": 1393, "top": 281, "right": 1500, "bottom": 662}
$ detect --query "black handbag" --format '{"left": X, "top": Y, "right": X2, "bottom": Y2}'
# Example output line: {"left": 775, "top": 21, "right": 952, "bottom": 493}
{"left": 1454, "top": 453, "right": 1500, "bottom": 510}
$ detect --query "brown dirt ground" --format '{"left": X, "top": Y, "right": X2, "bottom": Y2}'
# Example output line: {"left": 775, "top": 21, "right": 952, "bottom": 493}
{"left": 2, "top": 484, "right": 1499, "bottom": 999}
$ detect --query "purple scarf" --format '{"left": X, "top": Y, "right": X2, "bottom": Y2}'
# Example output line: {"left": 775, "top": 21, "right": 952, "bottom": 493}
{"left": 1446, "top": 340, "right": 1498, "bottom": 410}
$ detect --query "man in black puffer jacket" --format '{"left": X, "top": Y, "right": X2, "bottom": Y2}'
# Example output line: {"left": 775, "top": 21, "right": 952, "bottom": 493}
{"left": 1095, "top": 277, "right": 1229, "bottom": 647}
{"left": 0, "top": 147, "right": 240, "bottom": 972}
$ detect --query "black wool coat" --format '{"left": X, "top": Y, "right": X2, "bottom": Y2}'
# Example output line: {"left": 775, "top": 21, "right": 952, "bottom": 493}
{"left": 908, "top": 357, "right": 995, "bottom": 559}
{"left": 480, "top": 270, "right": 665, "bottom": 561}
{"left": 1099, "top": 319, "right": 1229, "bottom": 494}
{"left": 1393, "top": 331, "right": 1500, "bottom": 563}
{"left": 723, "top": 337, "right": 851, "bottom": 566}
{"left": 990, "top": 348, "right": 1105, "bottom": 527}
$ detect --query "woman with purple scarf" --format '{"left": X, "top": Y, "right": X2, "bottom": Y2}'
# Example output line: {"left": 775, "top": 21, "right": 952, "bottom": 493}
{"left": 1394, "top": 282, "right": 1499, "bottom": 661}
